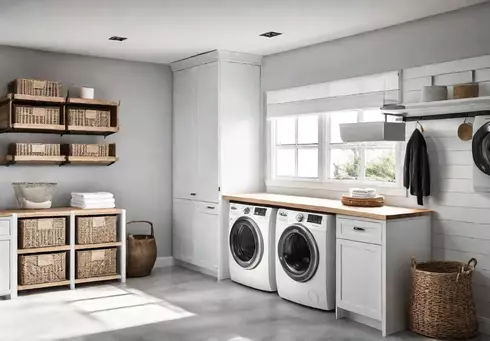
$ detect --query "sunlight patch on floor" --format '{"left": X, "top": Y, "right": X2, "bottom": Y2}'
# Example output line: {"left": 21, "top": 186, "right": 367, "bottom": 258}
{"left": 0, "top": 285, "right": 194, "bottom": 341}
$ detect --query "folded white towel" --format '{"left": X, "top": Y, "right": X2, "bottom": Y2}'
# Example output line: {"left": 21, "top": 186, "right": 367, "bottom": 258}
{"left": 70, "top": 200, "right": 115, "bottom": 209}
{"left": 71, "top": 198, "right": 115, "bottom": 206}
{"left": 71, "top": 192, "right": 114, "bottom": 200}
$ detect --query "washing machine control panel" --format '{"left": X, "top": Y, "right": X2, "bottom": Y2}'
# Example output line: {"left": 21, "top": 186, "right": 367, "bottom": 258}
{"left": 307, "top": 214, "right": 323, "bottom": 224}
{"left": 296, "top": 213, "right": 304, "bottom": 222}
{"left": 254, "top": 208, "right": 267, "bottom": 216}
{"left": 243, "top": 207, "right": 251, "bottom": 214}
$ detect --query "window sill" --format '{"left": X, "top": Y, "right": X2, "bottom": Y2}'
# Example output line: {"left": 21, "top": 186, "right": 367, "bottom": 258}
{"left": 266, "top": 178, "right": 407, "bottom": 197}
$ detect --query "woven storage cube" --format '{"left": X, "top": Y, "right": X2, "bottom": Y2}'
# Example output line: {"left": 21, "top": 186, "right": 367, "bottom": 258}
{"left": 76, "top": 216, "right": 117, "bottom": 244}
{"left": 67, "top": 108, "right": 110, "bottom": 127}
{"left": 69, "top": 144, "right": 110, "bottom": 157}
{"left": 410, "top": 258, "right": 478, "bottom": 340}
{"left": 10, "top": 143, "right": 61, "bottom": 157}
{"left": 19, "top": 218, "right": 66, "bottom": 249}
{"left": 9, "top": 78, "right": 61, "bottom": 97}
{"left": 76, "top": 248, "right": 117, "bottom": 279}
{"left": 14, "top": 105, "right": 61, "bottom": 125}
{"left": 19, "top": 252, "right": 66, "bottom": 285}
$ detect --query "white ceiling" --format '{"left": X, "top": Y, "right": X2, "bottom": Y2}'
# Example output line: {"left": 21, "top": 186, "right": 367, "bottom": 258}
{"left": 0, "top": 0, "right": 486, "bottom": 64}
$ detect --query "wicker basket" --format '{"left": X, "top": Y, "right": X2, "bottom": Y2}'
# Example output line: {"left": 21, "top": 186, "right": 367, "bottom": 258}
{"left": 67, "top": 108, "right": 110, "bottom": 127}
{"left": 454, "top": 83, "right": 479, "bottom": 99}
{"left": 14, "top": 105, "right": 61, "bottom": 125}
{"left": 69, "top": 144, "right": 110, "bottom": 157}
{"left": 76, "top": 248, "right": 117, "bottom": 279}
{"left": 410, "top": 258, "right": 478, "bottom": 339}
{"left": 9, "top": 78, "right": 61, "bottom": 97}
{"left": 19, "top": 218, "right": 66, "bottom": 249}
{"left": 76, "top": 216, "right": 117, "bottom": 244}
{"left": 10, "top": 143, "right": 61, "bottom": 157}
{"left": 340, "top": 195, "right": 384, "bottom": 207}
{"left": 19, "top": 252, "right": 66, "bottom": 285}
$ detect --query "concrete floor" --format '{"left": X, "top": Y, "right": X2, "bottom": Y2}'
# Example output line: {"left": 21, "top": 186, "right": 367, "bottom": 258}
{"left": 0, "top": 266, "right": 487, "bottom": 341}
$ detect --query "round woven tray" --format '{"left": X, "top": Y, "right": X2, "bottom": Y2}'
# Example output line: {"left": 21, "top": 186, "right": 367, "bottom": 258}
{"left": 340, "top": 195, "right": 384, "bottom": 207}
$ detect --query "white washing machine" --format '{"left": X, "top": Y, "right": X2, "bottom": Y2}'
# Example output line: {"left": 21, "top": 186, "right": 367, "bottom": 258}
{"left": 229, "top": 203, "right": 277, "bottom": 292}
{"left": 275, "top": 208, "right": 335, "bottom": 310}
{"left": 473, "top": 115, "right": 490, "bottom": 192}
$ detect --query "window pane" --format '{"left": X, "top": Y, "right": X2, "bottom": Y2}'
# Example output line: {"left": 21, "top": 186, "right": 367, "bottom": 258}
{"left": 298, "top": 148, "right": 318, "bottom": 178}
{"left": 330, "top": 149, "right": 361, "bottom": 180}
{"left": 276, "top": 149, "right": 295, "bottom": 177}
{"left": 365, "top": 147, "right": 396, "bottom": 183}
{"left": 298, "top": 115, "right": 318, "bottom": 144}
{"left": 363, "top": 109, "right": 396, "bottom": 122}
{"left": 276, "top": 117, "right": 296, "bottom": 145}
{"left": 329, "top": 111, "right": 358, "bottom": 143}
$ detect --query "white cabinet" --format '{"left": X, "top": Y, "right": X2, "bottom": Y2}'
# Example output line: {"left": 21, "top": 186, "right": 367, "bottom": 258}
{"left": 171, "top": 51, "right": 262, "bottom": 278}
{"left": 337, "top": 239, "right": 381, "bottom": 320}
{"left": 336, "top": 215, "right": 431, "bottom": 337}
{"left": 0, "top": 240, "right": 10, "bottom": 294}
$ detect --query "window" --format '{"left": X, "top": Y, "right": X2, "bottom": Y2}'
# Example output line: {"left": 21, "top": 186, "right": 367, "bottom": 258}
{"left": 271, "top": 110, "right": 399, "bottom": 186}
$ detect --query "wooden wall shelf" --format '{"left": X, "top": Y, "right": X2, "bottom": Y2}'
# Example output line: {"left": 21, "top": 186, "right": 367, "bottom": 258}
{"left": 65, "top": 156, "right": 118, "bottom": 166}
{"left": 0, "top": 155, "right": 66, "bottom": 166}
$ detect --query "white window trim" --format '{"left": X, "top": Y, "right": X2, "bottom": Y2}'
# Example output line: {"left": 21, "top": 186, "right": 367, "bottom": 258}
{"left": 267, "top": 111, "right": 406, "bottom": 197}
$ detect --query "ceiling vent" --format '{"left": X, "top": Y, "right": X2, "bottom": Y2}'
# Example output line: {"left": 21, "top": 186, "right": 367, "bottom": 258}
{"left": 109, "top": 36, "right": 127, "bottom": 42}
{"left": 260, "top": 31, "right": 282, "bottom": 38}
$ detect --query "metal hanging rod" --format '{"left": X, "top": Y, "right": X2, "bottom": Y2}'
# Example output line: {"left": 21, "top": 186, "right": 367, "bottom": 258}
{"left": 401, "top": 110, "right": 490, "bottom": 122}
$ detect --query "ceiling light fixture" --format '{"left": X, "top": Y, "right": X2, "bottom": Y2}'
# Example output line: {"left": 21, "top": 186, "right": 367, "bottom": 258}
{"left": 260, "top": 31, "right": 282, "bottom": 38}
{"left": 109, "top": 36, "right": 127, "bottom": 42}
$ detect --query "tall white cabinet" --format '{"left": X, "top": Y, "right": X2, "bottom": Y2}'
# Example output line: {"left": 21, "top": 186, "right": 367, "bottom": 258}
{"left": 171, "top": 50, "right": 262, "bottom": 279}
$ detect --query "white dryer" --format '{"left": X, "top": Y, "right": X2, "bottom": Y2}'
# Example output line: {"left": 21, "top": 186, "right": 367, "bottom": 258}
{"left": 275, "top": 208, "right": 335, "bottom": 310}
{"left": 473, "top": 115, "right": 490, "bottom": 192}
{"left": 229, "top": 203, "right": 277, "bottom": 292}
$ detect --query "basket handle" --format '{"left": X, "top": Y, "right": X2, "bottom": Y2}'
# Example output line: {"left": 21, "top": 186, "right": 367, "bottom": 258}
{"left": 468, "top": 258, "right": 477, "bottom": 268}
{"left": 127, "top": 220, "right": 154, "bottom": 237}
{"left": 411, "top": 257, "right": 417, "bottom": 269}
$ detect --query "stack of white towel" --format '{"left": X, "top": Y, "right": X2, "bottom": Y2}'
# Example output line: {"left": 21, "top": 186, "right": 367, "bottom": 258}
{"left": 71, "top": 192, "right": 115, "bottom": 209}
{"left": 349, "top": 188, "right": 377, "bottom": 198}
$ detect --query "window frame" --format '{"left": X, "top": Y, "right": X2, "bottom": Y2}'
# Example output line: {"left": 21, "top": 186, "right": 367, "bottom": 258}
{"left": 269, "top": 110, "right": 404, "bottom": 192}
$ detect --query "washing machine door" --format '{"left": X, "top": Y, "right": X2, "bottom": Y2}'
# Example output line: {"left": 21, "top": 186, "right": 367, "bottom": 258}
{"left": 473, "top": 121, "right": 490, "bottom": 176}
{"left": 278, "top": 224, "right": 319, "bottom": 283}
{"left": 229, "top": 217, "right": 263, "bottom": 269}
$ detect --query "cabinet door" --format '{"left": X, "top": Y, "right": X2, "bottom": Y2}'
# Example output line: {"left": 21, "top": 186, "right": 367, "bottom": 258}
{"left": 195, "top": 62, "right": 219, "bottom": 203}
{"left": 172, "top": 199, "right": 194, "bottom": 263}
{"left": 337, "top": 239, "right": 381, "bottom": 320}
{"left": 173, "top": 68, "right": 198, "bottom": 200}
{"left": 0, "top": 240, "right": 10, "bottom": 293}
{"left": 192, "top": 202, "right": 219, "bottom": 272}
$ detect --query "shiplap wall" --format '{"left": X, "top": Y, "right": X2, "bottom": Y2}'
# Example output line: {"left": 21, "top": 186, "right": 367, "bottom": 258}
{"left": 268, "top": 55, "right": 490, "bottom": 332}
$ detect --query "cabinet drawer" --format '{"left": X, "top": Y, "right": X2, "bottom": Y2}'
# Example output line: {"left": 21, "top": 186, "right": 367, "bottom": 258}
{"left": 337, "top": 217, "right": 382, "bottom": 245}
{"left": 0, "top": 220, "right": 10, "bottom": 237}
{"left": 196, "top": 202, "right": 219, "bottom": 215}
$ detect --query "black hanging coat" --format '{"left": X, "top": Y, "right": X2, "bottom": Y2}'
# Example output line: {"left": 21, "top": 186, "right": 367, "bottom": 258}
{"left": 404, "top": 129, "right": 430, "bottom": 205}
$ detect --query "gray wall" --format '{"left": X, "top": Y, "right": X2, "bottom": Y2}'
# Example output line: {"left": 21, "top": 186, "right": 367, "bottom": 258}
{"left": 263, "top": 2, "right": 490, "bottom": 92}
{"left": 0, "top": 46, "right": 172, "bottom": 257}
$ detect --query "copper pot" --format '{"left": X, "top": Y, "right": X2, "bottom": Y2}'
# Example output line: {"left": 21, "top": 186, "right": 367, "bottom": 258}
{"left": 127, "top": 221, "right": 157, "bottom": 278}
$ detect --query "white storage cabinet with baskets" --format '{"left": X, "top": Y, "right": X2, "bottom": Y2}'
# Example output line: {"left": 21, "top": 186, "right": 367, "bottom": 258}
{"left": 0, "top": 214, "right": 17, "bottom": 299}
{"left": 7, "top": 207, "right": 126, "bottom": 296}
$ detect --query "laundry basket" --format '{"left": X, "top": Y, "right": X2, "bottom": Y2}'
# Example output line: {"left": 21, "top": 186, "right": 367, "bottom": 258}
{"left": 409, "top": 257, "right": 478, "bottom": 339}
{"left": 126, "top": 221, "right": 157, "bottom": 277}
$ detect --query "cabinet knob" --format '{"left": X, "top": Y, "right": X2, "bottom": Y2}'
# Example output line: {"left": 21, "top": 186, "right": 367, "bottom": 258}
{"left": 190, "top": 193, "right": 196, "bottom": 196}
{"left": 353, "top": 227, "right": 365, "bottom": 231}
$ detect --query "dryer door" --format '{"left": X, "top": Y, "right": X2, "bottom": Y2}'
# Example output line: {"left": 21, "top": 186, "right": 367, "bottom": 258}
{"left": 229, "top": 217, "right": 263, "bottom": 270}
{"left": 278, "top": 224, "right": 319, "bottom": 283}
{"left": 473, "top": 121, "right": 490, "bottom": 176}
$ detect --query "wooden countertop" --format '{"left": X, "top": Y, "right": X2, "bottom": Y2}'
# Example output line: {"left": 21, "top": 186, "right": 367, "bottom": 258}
{"left": 0, "top": 207, "right": 123, "bottom": 218}
{"left": 222, "top": 193, "right": 431, "bottom": 220}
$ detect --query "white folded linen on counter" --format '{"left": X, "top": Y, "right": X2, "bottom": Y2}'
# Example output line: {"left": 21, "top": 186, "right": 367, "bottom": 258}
{"left": 349, "top": 188, "right": 377, "bottom": 198}
{"left": 70, "top": 199, "right": 116, "bottom": 209}
{"left": 71, "top": 192, "right": 114, "bottom": 200}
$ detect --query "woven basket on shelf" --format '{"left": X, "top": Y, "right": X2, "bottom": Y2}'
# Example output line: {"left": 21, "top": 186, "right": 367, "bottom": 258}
{"left": 67, "top": 108, "right": 110, "bottom": 127}
{"left": 340, "top": 195, "right": 384, "bottom": 207}
{"left": 76, "top": 248, "right": 117, "bottom": 279}
{"left": 69, "top": 144, "right": 110, "bottom": 157}
{"left": 19, "top": 252, "right": 66, "bottom": 285}
{"left": 9, "top": 78, "right": 61, "bottom": 97}
{"left": 10, "top": 143, "right": 61, "bottom": 157}
{"left": 76, "top": 216, "right": 117, "bottom": 244}
{"left": 14, "top": 105, "right": 61, "bottom": 125}
{"left": 19, "top": 218, "right": 66, "bottom": 249}
{"left": 410, "top": 258, "right": 478, "bottom": 340}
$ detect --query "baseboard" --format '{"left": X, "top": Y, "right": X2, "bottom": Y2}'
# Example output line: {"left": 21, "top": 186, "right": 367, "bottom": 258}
{"left": 479, "top": 316, "right": 490, "bottom": 335}
{"left": 174, "top": 259, "right": 218, "bottom": 278}
{"left": 154, "top": 256, "right": 175, "bottom": 268}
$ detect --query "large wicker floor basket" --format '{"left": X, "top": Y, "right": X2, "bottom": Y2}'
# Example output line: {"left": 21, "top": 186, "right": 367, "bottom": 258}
{"left": 409, "top": 258, "right": 478, "bottom": 339}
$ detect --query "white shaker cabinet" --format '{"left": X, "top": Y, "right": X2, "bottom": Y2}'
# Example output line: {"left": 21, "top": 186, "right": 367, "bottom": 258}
{"left": 336, "top": 215, "right": 431, "bottom": 337}
{"left": 171, "top": 51, "right": 262, "bottom": 277}
{"left": 0, "top": 216, "right": 16, "bottom": 299}
{"left": 0, "top": 240, "right": 10, "bottom": 293}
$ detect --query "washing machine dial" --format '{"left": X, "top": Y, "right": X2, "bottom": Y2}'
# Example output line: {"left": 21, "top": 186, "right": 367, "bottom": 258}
{"left": 296, "top": 213, "right": 304, "bottom": 222}
{"left": 243, "top": 207, "right": 251, "bottom": 214}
